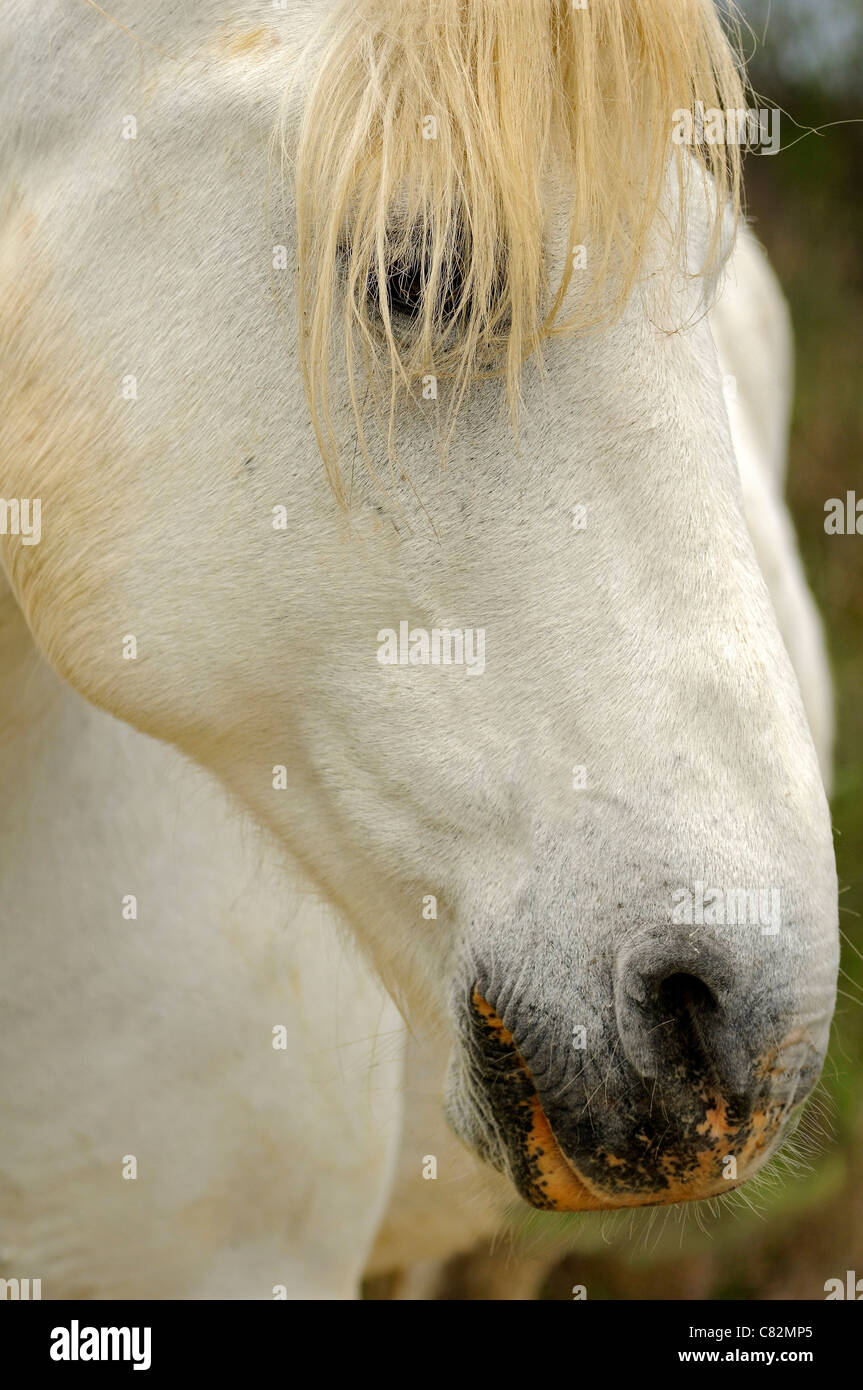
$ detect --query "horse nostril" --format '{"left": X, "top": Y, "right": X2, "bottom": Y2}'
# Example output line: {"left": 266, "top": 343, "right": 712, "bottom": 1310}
{"left": 655, "top": 970, "right": 719, "bottom": 1070}
{"left": 658, "top": 969, "right": 718, "bottom": 1010}
{"left": 658, "top": 969, "right": 718, "bottom": 1027}
{"left": 614, "top": 943, "right": 753, "bottom": 1097}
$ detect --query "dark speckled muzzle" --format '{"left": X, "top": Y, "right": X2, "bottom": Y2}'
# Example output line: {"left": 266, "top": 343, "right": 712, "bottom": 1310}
{"left": 452, "top": 955, "right": 828, "bottom": 1212}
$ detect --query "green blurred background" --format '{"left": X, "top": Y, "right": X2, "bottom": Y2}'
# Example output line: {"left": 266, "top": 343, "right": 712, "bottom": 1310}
{"left": 434, "top": 0, "right": 863, "bottom": 1300}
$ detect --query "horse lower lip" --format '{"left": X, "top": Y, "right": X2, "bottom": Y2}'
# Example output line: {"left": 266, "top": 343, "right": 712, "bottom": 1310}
{"left": 516, "top": 1080, "right": 611, "bottom": 1212}
{"left": 469, "top": 988, "right": 609, "bottom": 1211}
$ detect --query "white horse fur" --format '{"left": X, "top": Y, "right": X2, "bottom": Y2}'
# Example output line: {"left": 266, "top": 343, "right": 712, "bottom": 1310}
{"left": 0, "top": 1, "right": 838, "bottom": 1298}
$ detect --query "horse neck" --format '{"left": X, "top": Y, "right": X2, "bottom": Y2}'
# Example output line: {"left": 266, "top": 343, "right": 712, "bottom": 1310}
{"left": 0, "top": 576, "right": 64, "bottom": 747}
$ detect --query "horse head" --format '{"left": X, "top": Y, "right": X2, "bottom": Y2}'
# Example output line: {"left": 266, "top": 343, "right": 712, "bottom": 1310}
{"left": 0, "top": 0, "right": 838, "bottom": 1214}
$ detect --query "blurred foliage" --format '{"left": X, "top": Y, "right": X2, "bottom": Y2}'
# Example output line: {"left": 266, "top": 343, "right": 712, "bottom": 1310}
{"left": 739, "top": 0, "right": 863, "bottom": 99}
{"left": 744, "top": 3, "right": 863, "bottom": 1148}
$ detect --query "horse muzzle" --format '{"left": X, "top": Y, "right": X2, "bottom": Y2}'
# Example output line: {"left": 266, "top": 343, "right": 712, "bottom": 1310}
{"left": 449, "top": 972, "right": 829, "bottom": 1212}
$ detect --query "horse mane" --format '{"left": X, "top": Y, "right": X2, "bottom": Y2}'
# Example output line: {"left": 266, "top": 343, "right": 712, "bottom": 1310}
{"left": 287, "top": 0, "right": 748, "bottom": 502}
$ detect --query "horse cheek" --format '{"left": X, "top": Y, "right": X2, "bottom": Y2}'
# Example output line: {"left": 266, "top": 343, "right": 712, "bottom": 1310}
{"left": 0, "top": 223, "right": 151, "bottom": 728}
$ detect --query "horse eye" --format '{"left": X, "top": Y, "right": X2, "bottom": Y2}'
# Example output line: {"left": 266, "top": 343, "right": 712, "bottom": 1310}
{"left": 382, "top": 259, "right": 427, "bottom": 321}
{"left": 366, "top": 250, "right": 468, "bottom": 326}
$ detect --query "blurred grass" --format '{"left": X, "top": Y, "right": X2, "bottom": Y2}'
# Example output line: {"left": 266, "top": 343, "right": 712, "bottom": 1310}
{"left": 744, "top": 84, "right": 863, "bottom": 1142}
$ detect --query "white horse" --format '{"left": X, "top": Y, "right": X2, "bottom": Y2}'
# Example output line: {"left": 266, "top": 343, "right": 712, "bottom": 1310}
{"left": 0, "top": 0, "right": 838, "bottom": 1299}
